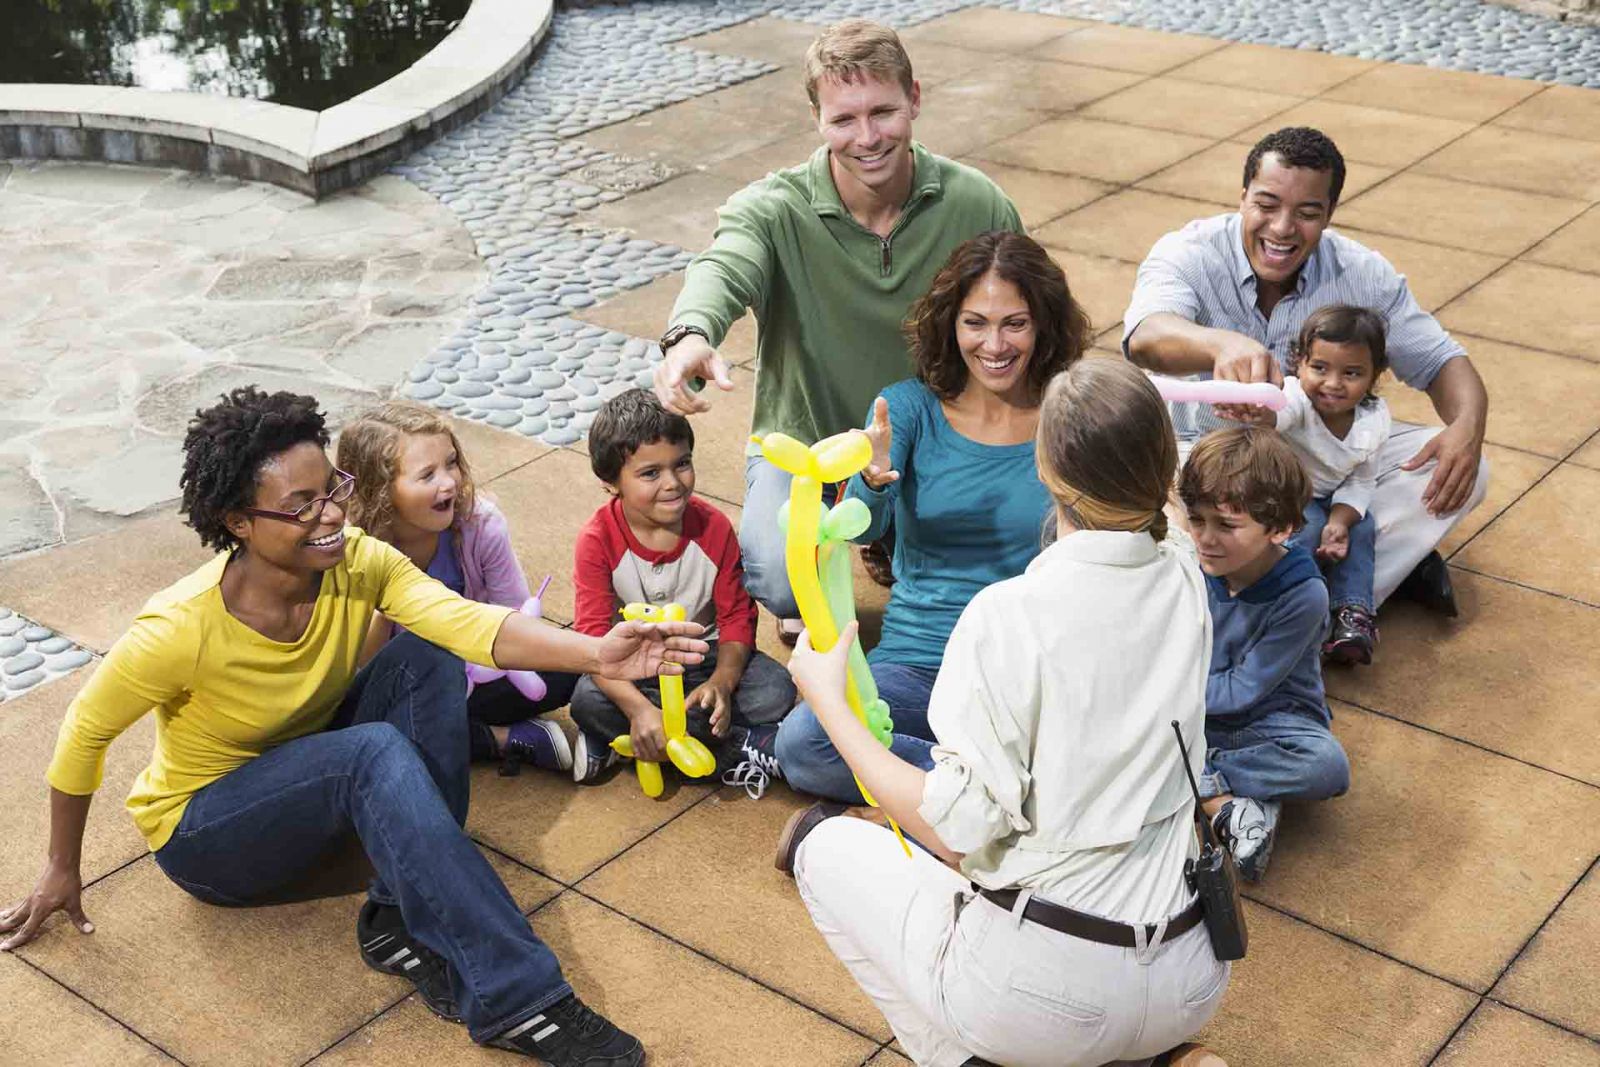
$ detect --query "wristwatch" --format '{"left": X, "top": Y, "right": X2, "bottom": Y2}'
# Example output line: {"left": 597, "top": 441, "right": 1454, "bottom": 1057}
{"left": 659, "top": 323, "right": 709, "bottom": 352}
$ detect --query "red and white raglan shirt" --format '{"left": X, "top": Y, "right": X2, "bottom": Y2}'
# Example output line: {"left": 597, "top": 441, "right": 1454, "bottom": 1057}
{"left": 572, "top": 496, "right": 757, "bottom": 649}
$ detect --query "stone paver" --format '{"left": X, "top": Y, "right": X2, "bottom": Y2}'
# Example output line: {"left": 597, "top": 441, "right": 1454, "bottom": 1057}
{"left": 3, "top": 3, "right": 1600, "bottom": 1067}
{"left": 0, "top": 606, "right": 94, "bottom": 703}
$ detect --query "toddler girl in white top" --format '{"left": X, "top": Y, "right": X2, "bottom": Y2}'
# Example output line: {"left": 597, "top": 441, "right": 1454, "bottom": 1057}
{"left": 1275, "top": 304, "right": 1392, "bottom": 665}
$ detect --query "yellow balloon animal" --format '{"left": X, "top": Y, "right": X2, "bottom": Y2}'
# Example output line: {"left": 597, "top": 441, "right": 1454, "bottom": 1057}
{"left": 752, "top": 429, "right": 911, "bottom": 857}
{"left": 610, "top": 602, "right": 717, "bottom": 798}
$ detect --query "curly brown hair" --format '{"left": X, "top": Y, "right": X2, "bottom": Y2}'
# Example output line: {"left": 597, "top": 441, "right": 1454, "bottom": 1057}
{"left": 335, "top": 403, "right": 478, "bottom": 539}
{"left": 905, "top": 231, "right": 1091, "bottom": 403}
{"left": 1179, "top": 426, "right": 1311, "bottom": 535}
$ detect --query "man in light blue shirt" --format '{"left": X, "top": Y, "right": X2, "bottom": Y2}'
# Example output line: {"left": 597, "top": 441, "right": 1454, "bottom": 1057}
{"left": 1124, "top": 127, "right": 1489, "bottom": 614}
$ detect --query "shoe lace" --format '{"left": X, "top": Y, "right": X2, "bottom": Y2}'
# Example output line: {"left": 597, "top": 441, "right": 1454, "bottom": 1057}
{"left": 552, "top": 995, "right": 610, "bottom": 1040}
{"left": 721, "top": 760, "right": 770, "bottom": 800}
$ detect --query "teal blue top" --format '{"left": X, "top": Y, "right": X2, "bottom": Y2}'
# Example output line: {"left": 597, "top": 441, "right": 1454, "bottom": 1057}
{"left": 845, "top": 379, "right": 1051, "bottom": 669}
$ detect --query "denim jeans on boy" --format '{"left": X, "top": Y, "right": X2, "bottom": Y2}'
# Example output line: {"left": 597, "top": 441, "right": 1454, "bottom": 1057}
{"left": 568, "top": 645, "right": 796, "bottom": 747}
{"left": 1198, "top": 707, "right": 1351, "bottom": 804}
{"left": 740, "top": 455, "right": 840, "bottom": 619}
{"left": 154, "top": 633, "right": 571, "bottom": 1043}
{"left": 1288, "top": 497, "right": 1376, "bottom": 613}
{"left": 775, "top": 659, "right": 940, "bottom": 804}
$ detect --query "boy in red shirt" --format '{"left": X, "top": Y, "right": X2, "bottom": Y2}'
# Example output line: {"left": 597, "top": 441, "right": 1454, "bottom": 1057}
{"left": 570, "top": 390, "right": 794, "bottom": 795}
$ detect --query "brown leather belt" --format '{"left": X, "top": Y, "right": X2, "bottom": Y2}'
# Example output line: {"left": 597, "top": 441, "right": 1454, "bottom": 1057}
{"left": 974, "top": 884, "right": 1204, "bottom": 948}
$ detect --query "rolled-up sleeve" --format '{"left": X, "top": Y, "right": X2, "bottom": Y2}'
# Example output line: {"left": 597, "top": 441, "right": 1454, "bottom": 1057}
{"left": 1122, "top": 230, "right": 1205, "bottom": 353}
{"left": 918, "top": 600, "right": 1036, "bottom": 854}
{"left": 374, "top": 540, "right": 514, "bottom": 666}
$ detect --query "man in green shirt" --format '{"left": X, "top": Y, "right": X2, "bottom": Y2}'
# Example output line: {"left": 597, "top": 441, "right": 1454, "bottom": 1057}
{"left": 652, "top": 18, "right": 1023, "bottom": 631}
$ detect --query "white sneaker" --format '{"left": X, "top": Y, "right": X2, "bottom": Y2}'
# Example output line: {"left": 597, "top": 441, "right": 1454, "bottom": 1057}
{"left": 571, "top": 730, "right": 618, "bottom": 784}
{"left": 1213, "top": 797, "right": 1281, "bottom": 882}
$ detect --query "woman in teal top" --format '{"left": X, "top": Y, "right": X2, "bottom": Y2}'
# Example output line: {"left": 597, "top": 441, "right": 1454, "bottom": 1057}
{"left": 772, "top": 232, "right": 1092, "bottom": 804}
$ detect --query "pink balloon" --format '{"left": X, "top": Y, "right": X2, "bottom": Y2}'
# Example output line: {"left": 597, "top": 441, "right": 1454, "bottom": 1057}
{"left": 464, "top": 581, "right": 552, "bottom": 701}
{"left": 1152, "top": 377, "right": 1287, "bottom": 412}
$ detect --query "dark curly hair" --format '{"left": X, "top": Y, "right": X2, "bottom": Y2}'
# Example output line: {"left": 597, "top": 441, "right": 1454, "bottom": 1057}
{"left": 1290, "top": 304, "right": 1389, "bottom": 406}
{"left": 179, "top": 387, "right": 330, "bottom": 552}
{"left": 1243, "top": 127, "right": 1347, "bottom": 211}
{"left": 588, "top": 388, "right": 695, "bottom": 484}
{"left": 905, "top": 231, "right": 1090, "bottom": 403}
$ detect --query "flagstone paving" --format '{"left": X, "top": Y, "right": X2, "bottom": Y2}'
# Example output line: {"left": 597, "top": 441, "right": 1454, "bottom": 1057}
{"left": 3, "top": 3, "right": 1600, "bottom": 1066}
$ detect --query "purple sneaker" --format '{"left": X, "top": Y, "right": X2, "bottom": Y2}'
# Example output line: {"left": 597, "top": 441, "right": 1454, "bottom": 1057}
{"left": 500, "top": 719, "right": 572, "bottom": 775}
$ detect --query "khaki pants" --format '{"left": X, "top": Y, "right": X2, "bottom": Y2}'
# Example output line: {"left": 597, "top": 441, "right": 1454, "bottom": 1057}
{"left": 795, "top": 818, "right": 1229, "bottom": 1067}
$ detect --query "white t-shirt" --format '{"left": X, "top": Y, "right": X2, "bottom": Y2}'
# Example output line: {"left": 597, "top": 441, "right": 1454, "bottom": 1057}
{"left": 1276, "top": 375, "right": 1392, "bottom": 516}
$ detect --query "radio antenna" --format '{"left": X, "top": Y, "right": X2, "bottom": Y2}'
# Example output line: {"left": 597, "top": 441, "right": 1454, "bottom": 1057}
{"left": 1172, "top": 720, "right": 1224, "bottom": 852}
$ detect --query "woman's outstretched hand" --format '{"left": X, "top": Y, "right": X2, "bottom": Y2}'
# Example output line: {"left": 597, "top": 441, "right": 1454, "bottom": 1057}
{"left": 787, "top": 620, "right": 857, "bottom": 712}
{"left": 595, "top": 620, "right": 709, "bottom": 681}
{"left": 1, "top": 861, "right": 93, "bottom": 951}
{"left": 861, "top": 398, "right": 899, "bottom": 489}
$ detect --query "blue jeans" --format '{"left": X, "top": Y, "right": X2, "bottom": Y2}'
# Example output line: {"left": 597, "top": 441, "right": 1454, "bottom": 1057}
{"left": 569, "top": 647, "right": 796, "bottom": 746}
{"left": 775, "top": 660, "right": 940, "bottom": 804}
{"left": 1198, "top": 708, "right": 1351, "bottom": 804}
{"left": 741, "top": 455, "right": 840, "bottom": 619}
{"left": 154, "top": 633, "right": 570, "bottom": 1042}
{"left": 1288, "top": 497, "right": 1376, "bottom": 613}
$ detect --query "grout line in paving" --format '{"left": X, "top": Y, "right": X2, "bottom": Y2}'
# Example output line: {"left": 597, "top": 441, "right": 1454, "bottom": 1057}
{"left": 1444, "top": 428, "right": 1600, "bottom": 563}
{"left": 11, "top": 951, "right": 192, "bottom": 1066}
{"left": 566, "top": 879, "right": 890, "bottom": 1046}
{"left": 1329, "top": 693, "right": 1600, "bottom": 792}
{"left": 82, "top": 850, "right": 155, "bottom": 894}
{"left": 1426, "top": 997, "right": 1490, "bottom": 1066}
{"left": 1477, "top": 996, "right": 1600, "bottom": 1051}
{"left": 1450, "top": 563, "right": 1600, "bottom": 611}
{"left": 1425, "top": 852, "right": 1600, "bottom": 1063}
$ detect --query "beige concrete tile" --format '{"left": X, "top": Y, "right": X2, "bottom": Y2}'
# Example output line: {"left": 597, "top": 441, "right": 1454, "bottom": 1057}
{"left": 447, "top": 413, "right": 552, "bottom": 482}
{"left": 581, "top": 789, "right": 892, "bottom": 1041}
{"left": 866, "top": 1048, "right": 913, "bottom": 1065}
{"left": 1238, "top": 100, "right": 1476, "bottom": 168}
{"left": 1334, "top": 173, "right": 1587, "bottom": 257}
{"left": 1325, "top": 64, "right": 1545, "bottom": 123}
{"left": 1137, "top": 139, "right": 1393, "bottom": 207}
{"left": 692, "top": 70, "right": 815, "bottom": 134}
{"left": 1198, "top": 903, "right": 1477, "bottom": 1066}
{"left": 1330, "top": 571, "right": 1599, "bottom": 784}
{"left": 707, "top": 129, "right": 826, "bottom": 185}
{"left": 0, "top": 953, "right": 176, "bottom": 1066}
{"left": 1575, "top": 433, "right": 1600, "bottom": 470}
{"left": 1167, "top": 41, "right": 1375, "bottom": 95}
{"left": 687, "top": 365, "right": 755, "bottom": 505}
{"left": 574, "top": 271, "right": 759, "bottom": 368}
{"left": 1418, "top": 125, "right": 1600, "bottom": 202}
{"left": 0, "top": 673, "right": 156, "bottom": 894}
{"left": 0, "top": 513, "right": 215, "bottom": 654}
{"left": 1456, "top": 463, "right": 1600, "bottom": 606}
{"left": 935, "top": 59, "right": 1143, "bottom": 115}
{"left": 1080, "top": 77, "right": 1303, "bottom": 140}
{"left": 1493, "top": 85, "right": 1600, "bottom": 143}
{"left": 586, "top": 170, "right": 750, "bottom": 252}
{"left": 1438, "top": 444, "right": 1556, "bottom": 557}
{"left": 1328, "top": 225, "right": 1505, "bottom": 312}
{"left": 1436, "top": 1002, "right": 1600, "bottom": 1067}
{"left": 961, "top": 159, "right": 1112, "bottom": 228}
{"left": 1036, "top": 248, "right": 1138, "bottom": 339}
{"left": 1440, "top": 262, "right": 1600, "bottom": 363}
{"left": 1375, "top": 336, "right": 1600, "bottom": 459}
{"left": 892, "top": 41, "right": 1000, "bottom": 88}
{"left": 679, "top": 16, "right": 822, "bottom": 69}
{"left": 909, "top": 98, "right": 1054, "bottom": 161}
{"left": 901, "top": 7, "right": 1091, "bottom": 53}
{"left": 312, "top": 994, "right": 518, "bottom": 1065}
{"left": 1495, "top": 864, "right": 1600, "bottom": 1041}
{"left": 530, "top": 893, "right": 878, "bottom": 1065}
{"left": 1033, "top": 188, "right": 1222, "bottom": 264}
{"left": 466, "top": 752, "right": 713, "bottom": 883}
{"left": 975, "top": 116, "right": 1214, "bottom": 184}
{"left": 1030, "top": 24, "right": 1230, "bottom": 75}
{"left": 1251, "top": 703, "right": 1600, "bottom": 989}
{"left": 580, "top": 99, "right": 791, "bottom": 171}
{"left": 1526, "top": 204, "right": 1600, "bottom": 277}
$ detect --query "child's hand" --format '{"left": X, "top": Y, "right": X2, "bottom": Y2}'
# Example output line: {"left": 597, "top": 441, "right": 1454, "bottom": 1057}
{"left": 627, "top": 706, "right": 668, "bottom": 763}
{"left": 1216, "top": 403, "right": 1275, "bottom": 427}
{"left": 787, "top": 621, "right": 856, "bottom": 711}
{"left": 1317, "top": 521, "right": 1350, "bottom": 563}
{"left": 686, "top": 677, "right": 734, "bottom": 737}
{"left": 860, "top": 397, "right": 899, "bottom": 489}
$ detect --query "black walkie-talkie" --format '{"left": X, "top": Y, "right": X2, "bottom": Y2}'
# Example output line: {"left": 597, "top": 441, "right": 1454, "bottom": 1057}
{"left": 1171, "top": 720, "right": 1249, "bottom": 961}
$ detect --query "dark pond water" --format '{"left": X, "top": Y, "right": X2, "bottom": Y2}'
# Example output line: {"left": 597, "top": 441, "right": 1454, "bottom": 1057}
{"left": 4, "top": 0, "right": 474, "bottom": 111}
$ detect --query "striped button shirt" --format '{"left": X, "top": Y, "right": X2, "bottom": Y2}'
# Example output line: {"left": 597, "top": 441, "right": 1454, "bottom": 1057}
{"left": 1122, "top": 212, "right": 1465, "bottom": 441}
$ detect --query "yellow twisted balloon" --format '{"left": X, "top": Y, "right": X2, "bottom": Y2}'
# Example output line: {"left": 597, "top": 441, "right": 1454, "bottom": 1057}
{"left": 611, "top": 602, "right": 716, "bottom": 797}
{"left": 752, "top": 429, "right": 911, "bottom": 858}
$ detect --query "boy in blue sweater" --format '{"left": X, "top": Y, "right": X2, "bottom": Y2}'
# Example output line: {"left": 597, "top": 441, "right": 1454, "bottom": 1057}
{"left": 1179, "top": 427, "right": 1351, "bottom": 881}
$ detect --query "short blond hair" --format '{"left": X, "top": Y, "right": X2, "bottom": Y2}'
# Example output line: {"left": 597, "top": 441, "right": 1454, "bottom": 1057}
{"left": 804, "top": 18, "right": 915, "bottom": 109}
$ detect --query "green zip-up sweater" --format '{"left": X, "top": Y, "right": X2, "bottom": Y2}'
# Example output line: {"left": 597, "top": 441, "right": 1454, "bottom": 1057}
{"left": 669, "top": 143, "right": 1022, "bottom": 453}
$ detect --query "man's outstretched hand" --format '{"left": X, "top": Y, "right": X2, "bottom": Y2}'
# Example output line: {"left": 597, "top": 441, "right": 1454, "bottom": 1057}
{"left": 653, "top": 334, "right": 734, "bottom": 415}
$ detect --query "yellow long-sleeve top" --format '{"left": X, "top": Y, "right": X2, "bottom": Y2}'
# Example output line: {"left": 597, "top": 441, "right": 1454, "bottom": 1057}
{"left": 46, "top": 528, "right": 514, "bottom": 851}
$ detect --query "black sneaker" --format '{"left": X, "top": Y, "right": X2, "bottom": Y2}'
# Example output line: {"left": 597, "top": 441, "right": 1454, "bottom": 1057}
{"left": 571, "top": 730, "right": 619, "bottom": 784}
{"left": 718, "top": 723, "right": 783, "bottom": 799}
{"left": 487, "top": 993, "right": 644, "bottom": 1066}
{"left": 1395, "top": 550, "right": 1459, "bottom": 617}
{"left": 357, "top": 900, "right": 461, "bottom": 1022}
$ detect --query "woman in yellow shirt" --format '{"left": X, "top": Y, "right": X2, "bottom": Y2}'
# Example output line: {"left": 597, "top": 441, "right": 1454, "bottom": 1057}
{"left": 0, "top": 388, "right": 705, "bottom": 1067}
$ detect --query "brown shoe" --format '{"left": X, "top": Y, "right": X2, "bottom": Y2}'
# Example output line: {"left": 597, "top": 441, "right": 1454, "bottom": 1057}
{"left": 861, "top": 537, "right": 895, "bottom": 588}
{"left": 1157, "top": 1043, "right": 1228, "bottom": 1067}
{"left": 775, "top": 801, "right": 846, "bottom": 876}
